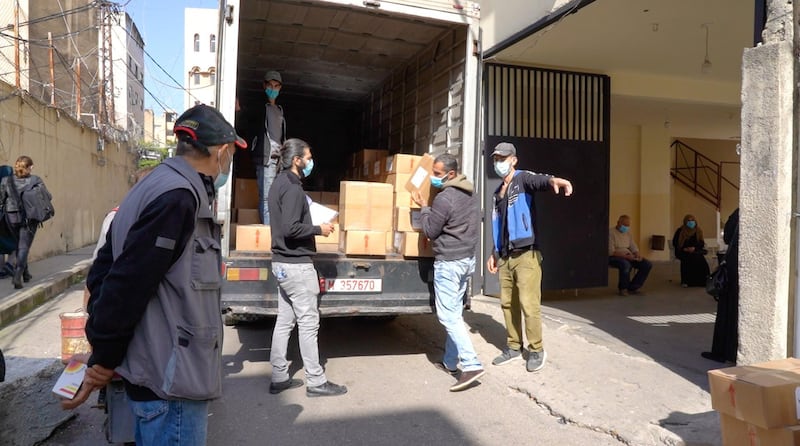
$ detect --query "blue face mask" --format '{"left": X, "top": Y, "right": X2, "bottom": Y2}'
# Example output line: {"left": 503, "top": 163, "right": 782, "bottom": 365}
{"left": 494, "top": 160, "right": 511, "bottom": 178}
{"left": 686, "top": 221, "right": 696, "bottom": 229}
{"left": 619, "top": 225, "right": 629, "bottom": 234}
{"left": 430, "top": 174, "right": 447, "bottom": 189}
{"left": 302, "top": 158, "right": 314, "bottom": 177}
{"left": 214, "top": 149, "right": 233, "bottom": 190}
{"left": 265, "top": 88, "right": 280, "bottom": 100}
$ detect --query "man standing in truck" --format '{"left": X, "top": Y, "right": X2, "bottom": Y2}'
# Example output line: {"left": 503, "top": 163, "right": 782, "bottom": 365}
{"left": 246, "top": 70, "right": 286, "bottom": 224}
{"left": 486, "top": 142, "right": 573, "bottom": 373}
{"left": 267, "top": 138, "right": 347, "bottom": 398}
{"left": 413, "top": 153, "right": 485, "bottom": 391}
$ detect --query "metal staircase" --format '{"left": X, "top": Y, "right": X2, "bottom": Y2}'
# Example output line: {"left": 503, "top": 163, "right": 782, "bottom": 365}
{"left": 669, "top": 139, "right": 739, "bottom": 210}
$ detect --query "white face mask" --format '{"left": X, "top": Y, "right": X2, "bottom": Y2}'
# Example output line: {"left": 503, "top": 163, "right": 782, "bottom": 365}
{"left": 494, "top": 160, "right": 511, "bottom": 178}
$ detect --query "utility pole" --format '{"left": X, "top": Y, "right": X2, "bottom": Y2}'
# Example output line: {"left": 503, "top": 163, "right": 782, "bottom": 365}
{"left": 48, "top": 32, "right": 55, "bottom": 106}
{"left": 75, "top": 58, "right": 81, "bottom": 119}
{"left": 13, "top": 0, "right": 20, "bottom": 89}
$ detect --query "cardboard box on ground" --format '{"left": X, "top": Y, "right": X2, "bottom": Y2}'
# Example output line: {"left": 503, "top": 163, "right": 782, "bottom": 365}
{"left": 708, "top": 357, "right": 800, "bottom": 444}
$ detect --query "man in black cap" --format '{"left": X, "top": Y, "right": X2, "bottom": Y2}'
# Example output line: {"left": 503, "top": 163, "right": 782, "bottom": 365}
{"left": 63, "top": 104, "right": 245, "bottom": 446}
{"left": 245, "top": 69, "right": 286, "bottom": 224}
{"left": 486, "top": 142, "right": 573, "bottom": 373}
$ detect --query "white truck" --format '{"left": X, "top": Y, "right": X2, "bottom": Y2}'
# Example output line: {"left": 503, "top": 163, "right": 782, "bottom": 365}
{"left": 214, "top": 0, "right": 482, "bottom": 322}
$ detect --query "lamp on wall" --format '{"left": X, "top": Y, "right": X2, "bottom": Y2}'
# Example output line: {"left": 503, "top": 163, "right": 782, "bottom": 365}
{"left": 701, "top": 24, "right": 713, "bottom": 74}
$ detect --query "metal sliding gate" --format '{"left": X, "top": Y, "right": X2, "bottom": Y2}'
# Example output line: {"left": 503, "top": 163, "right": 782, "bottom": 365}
{"left": 482, "top": 63, "right": 610, "bottom": 294}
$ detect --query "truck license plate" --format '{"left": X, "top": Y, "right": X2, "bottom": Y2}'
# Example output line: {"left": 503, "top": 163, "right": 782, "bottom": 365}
{"left": 322, "top": 278, "right": 382, "bottom": 293}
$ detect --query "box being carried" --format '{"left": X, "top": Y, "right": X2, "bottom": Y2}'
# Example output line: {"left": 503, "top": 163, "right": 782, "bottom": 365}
{"left": 404, "top": 154, "right": 436, "bottom": 207}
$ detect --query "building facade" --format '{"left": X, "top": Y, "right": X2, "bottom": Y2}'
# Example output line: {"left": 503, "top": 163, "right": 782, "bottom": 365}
{"left": 110, "top": 12, "right": 145, "bottom": 140}
{"left": 184, "top": 8, "right": 218, "bottom": 110}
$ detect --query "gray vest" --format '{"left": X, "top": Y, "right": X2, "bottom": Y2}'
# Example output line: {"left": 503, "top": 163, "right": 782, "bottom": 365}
{"left": 111, "top": 157, "right": 223, "bottom": 400}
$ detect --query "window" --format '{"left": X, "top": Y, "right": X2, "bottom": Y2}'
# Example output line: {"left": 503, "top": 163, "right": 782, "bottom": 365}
{"left": 210, "top": 35, "right": 216, "bottom": 53}
{"left": 210, "top": 73, "right": 216, "bottom": 84}
{"left": 193, "top": 73, "right": 200, "bottom": 85}
{"left": 193, "top": 34, "right": 199, "bottom": 52}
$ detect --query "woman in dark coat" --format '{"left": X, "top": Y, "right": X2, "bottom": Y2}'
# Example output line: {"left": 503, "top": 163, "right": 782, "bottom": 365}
{"left": 702, "top": 208, "right": 739, "bottom": 364}
{"left": 672, "top": 214, "right": 710, "bottom": 287}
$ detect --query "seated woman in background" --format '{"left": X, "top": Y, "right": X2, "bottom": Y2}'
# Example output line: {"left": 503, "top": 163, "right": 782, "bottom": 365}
{"left": 672, "top": 214, "right": 710, "bottom": 287}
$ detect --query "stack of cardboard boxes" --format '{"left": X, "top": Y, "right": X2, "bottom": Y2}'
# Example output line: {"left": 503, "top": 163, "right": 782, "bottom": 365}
{"left": 232, "top": 178, "right": 272, "bottom": 252}
{"left": 230, "top": 149, "right": 436, "bottom": 257}
{"left": 708, "top": 358, "right": 800, "bottom": 445}
{"left": 385, "top": 153, "right": 435, "bottom": 258}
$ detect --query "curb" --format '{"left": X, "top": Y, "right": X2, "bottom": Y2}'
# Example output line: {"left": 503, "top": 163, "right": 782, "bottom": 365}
{"left": 0, "top": 259, "right": 93, "bottom": 328}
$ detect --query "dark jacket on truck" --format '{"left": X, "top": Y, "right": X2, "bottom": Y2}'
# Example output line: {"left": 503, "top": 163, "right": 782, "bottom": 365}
{"left": 419, "top": 174, "right": 479, "bottom": 261}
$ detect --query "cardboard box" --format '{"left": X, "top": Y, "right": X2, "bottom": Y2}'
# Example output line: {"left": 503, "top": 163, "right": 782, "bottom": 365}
{"left": 395, "top": 207, "right": 422, "bottom": 232}
{"left": 339, "top": 181, "right": 393, "bottom": 231}
{"left": 236, "top": 224, "right": 271, "bottom": 252}
{"left": 708, "top": 358, "right": 800, "bottom": 428}
{"left": 234, "top": 178, "right": 259, "bottom": 209}
{"left": 720, "top": 413, "right": 800, "bottom": 446}
{"left": 398, "top": 231, "right": 434, "bottom": 257}
{"left": 340, "top": 230, "right": 387, "bottom": 256}
{"left": 394, "top": 190, "right": 420, "bottom": 209}
{"left": 228, "top": 223, "right": 237, "bottom": 247}
{"left": 237, "top": 208, "right": 260, "bottom": 225}
{"left": 404, "top": 154, "right": 436, "bottom": 206}
{"left": 387, "top": 154, "right": 422, "bottom": 174}
{"left": 386, "top": 173, "right": 412, "bottom": 191}
{"left": 356, "top": 149, "right": 388, "bottom": 179}
{"left": 386, "top": 231, "right": 395, "bottom": 253}
{"left": 315, "top": 224, "right": 340, "bottom": 245}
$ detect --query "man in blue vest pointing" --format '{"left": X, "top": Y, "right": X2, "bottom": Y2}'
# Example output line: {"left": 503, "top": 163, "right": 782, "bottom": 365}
{"left": 486, "top": 142, "right": 573, "bottom": 373}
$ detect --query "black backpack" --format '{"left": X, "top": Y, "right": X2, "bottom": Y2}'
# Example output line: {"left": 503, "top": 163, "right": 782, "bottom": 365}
{"left": 11, "top": 176, "right": 54, "bottom": 223}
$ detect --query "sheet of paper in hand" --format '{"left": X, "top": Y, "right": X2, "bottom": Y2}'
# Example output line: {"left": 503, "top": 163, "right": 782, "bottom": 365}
{"left": 52, "top": 359, "right": 86, "bottom": 399}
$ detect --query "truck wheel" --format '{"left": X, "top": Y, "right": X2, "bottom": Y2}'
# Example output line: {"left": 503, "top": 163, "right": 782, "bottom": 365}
{"left": 0, "top": 348, "right": 5, "bottom": 382}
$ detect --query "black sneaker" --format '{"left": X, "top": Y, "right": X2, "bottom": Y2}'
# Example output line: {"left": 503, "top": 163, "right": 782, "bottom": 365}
{"left": 433, "top": 362, "right": 459, "bottom": 377}
{"left": 306, "top": 381, "right": 348, "bottom": 397}
{"left": 449, "top": 369, "right": 485, "bottom": 392}
{"left": 526, "top": 350, "right": 547, "bottom": 372}
{"left": 491, "top": 348, "right": 522, "bottom": 366}
{"left": 269, "top": 378, "right": 303, "bottom": 394}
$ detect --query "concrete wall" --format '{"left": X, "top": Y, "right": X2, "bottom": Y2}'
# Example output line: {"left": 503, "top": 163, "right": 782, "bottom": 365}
{"left": 0, "top": 81, "right": 136, "bottom": 261}
{"left": 737, "top": 39, "right": 794, "bottom": 363}
{"left": 479, "top": 0, "right": 570, "bottom": 53}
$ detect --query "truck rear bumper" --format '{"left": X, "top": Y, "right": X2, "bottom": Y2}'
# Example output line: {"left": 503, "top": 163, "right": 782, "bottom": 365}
{"left": 221, "top": 253, "right": 435, "bottom": 317}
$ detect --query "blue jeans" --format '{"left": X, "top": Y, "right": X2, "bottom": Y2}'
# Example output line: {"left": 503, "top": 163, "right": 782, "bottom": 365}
{"left": 256, "top": 158, "right": 278, "bottom": 224}
{"left": 129, "top": 399, "right": 209, "bottom": 446}
{"left": 608, "top": 256, "right": 652, "bottom": 291}
{"left": 434, "top": 257, "right": 482, "bottom": 372}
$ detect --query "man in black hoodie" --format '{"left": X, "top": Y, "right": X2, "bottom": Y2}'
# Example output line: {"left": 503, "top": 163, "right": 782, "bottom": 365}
{"left": 267, "top": 138, "right": 347, "bottom": 398}
{"left": 412, "top": 153, "right": 484, "bottom": 392}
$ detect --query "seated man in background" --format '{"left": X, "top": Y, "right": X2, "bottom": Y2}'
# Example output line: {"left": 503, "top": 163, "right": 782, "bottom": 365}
{"left": 608, "top": 214, "right": 652, "bottom": 296}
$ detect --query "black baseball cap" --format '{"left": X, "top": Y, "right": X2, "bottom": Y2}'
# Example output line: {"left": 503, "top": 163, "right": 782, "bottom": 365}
{"left": 174, "top": 104, "right": 246, "bottom": 151}
{"left": 491, "top": 142, "right": 516, "bottom": 157}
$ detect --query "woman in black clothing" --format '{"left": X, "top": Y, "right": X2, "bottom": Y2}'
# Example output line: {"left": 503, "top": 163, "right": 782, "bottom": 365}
{"left": 702, "top": 208, "right": 740, "bottom": 364}
{"left": 0, "top": 156, "right": 45, "bottom": 289}
{"left": 672, "top": 214, "right": 710, "bottom": 287}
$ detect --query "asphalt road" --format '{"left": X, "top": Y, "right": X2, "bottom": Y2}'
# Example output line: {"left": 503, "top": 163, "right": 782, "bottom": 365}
{"left": 2, "top": 283, "right": 619, "bottom": 446}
